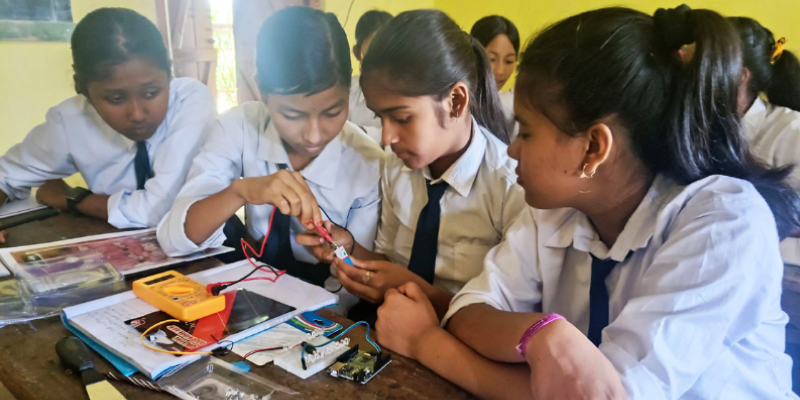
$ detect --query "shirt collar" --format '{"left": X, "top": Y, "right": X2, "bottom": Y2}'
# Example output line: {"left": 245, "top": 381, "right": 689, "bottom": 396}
{"left": 743, "top": 97, "right": 768, "bottom": 141}
{"left": 410, "top": 118, "right": 487, "bottom": 197}
{"left": 256, "top": 115, "right": 341, "bottom": 189}
{"left": 544, "top": 175, "right": 672, "bottom": 261}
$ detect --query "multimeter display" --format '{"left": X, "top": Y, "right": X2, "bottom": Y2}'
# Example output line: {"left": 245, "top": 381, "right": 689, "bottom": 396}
{"left": 133, "top": 270, "right": 225, "bottom": 321}
{"left": 144, "top": 274, "right": 175, "bottom": 285}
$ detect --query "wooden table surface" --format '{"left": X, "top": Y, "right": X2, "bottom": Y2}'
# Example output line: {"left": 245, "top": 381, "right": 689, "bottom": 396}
{"left": 0, "top": 213, "right": 475, "bottom": 400}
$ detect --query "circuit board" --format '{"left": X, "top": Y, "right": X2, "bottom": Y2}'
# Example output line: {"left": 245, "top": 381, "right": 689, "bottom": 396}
{"left": 328, "top": 345, "right": 391, "bottom": 384}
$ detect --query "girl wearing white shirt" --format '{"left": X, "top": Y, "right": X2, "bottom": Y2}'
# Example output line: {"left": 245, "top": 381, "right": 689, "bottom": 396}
{"left": 348, "top": 10, "right": 392, "bottom": 145}
{"left": 318, "top": 10, "right": 525, "bottom": 321}
{"left": 471, "top": 16, "right": 520, "bottom": 141}
{"left": 375, "top": 6, "right": 799, "bottom": 400}
{"left": 0, "top": 8, "right": 215, "bottom": 241}
{"left": 157, "top": 7, "right": 383, "bottom": 311}
{"left": 730, "top": 17, "right": 800, "bottom": 267}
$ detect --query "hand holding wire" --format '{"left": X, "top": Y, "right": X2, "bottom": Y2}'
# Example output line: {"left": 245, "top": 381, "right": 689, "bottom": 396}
{"left": 296, "top": 220, "right": 356, "bottom": 265}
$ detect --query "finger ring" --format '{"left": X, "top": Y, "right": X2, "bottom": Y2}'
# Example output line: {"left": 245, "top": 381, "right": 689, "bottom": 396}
{"left": 362, "top": 271, "right": 371, "bottom": 285}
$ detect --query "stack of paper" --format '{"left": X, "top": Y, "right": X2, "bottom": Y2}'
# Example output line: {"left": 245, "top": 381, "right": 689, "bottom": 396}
{"left": 63, "top": 261, "right": 338, "bottom": 379}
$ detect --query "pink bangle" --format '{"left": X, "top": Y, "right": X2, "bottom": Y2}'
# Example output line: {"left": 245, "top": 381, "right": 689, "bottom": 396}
{"left": 516, "top": 314, "right": 565, "bottom": 357}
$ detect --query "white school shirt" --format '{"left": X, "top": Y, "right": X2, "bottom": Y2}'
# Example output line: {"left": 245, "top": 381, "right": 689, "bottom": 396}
{"left": 348, "top": 77, "right": 382, "bottom": 145}
{"left": 157, "top": 102, "right": 384, "bottom": 309}
{"left": 0, "top": 77, "right": 216, "bottom": 229}
{"left": 498, "top": 89, "right": 519, "bottom": 142}
{"left": 743, "top": 97, "right": 800, "bottom": 267}
{"left": 444, "top": 175, "right": 796, "bottom": 400}
{"left": 375, "top": 120, "right": 526, "bottom": 294}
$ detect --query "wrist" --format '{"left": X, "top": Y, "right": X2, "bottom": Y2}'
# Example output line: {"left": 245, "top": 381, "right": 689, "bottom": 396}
{"left": 65, "top": 187, "right": 92, "bottom": 213}
{"left": 523, "top": 316, "right": 569, "bottom": 362}
{"left": 227, "top": 180, "right": 249, "bottom": 207}
{"left": 410, "top": 325, "right": 448, "bottom": 360}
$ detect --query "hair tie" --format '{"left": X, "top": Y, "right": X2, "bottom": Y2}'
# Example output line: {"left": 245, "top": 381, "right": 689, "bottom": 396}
{"left": 653, "top": 4, "right": 694, "bottom": 52}
{"left": 772, "top": 37, "right": 787, "bottom": 63}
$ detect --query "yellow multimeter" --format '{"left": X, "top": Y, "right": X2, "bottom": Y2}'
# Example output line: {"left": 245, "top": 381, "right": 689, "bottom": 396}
{"left": 132, "top": 270, "right": 225, "bottom": 321}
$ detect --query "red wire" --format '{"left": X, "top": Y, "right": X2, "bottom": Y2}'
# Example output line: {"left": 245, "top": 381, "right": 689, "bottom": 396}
{"left": 207, "top": 208, "right": 287, "bottom": 295}
{"left": 243, "top": 346, "right": 284, "bottom": 360}
{"left": 238, "top": 207, "right": 285, "bottom": 283}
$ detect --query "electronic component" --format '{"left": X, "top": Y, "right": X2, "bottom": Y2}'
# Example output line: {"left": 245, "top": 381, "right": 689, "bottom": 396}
{"left": 132, "top": 270, "right": 225, "bottom": 321}
{"left": 314, "top": 226, "right": 355, "bottom": 265}
{"left": 328, "top": 345, "right": 391, "bottom": 384}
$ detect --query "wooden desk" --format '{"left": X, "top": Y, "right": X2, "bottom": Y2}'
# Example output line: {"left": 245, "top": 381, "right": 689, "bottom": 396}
{"left": 0, "top": 213, "right": 475, "bottom": 400}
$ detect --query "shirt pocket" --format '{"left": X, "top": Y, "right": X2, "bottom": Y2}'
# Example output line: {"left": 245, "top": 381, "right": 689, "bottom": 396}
{"left": 452, "top": 239, "right": 495, "bottom": 285}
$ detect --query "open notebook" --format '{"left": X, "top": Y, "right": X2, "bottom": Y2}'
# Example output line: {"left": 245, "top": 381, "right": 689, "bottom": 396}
{"left": 62, "top": 261, "right": 338, "bottom": 379}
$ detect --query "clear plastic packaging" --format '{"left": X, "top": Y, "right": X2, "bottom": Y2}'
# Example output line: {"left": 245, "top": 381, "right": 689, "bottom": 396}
{"left": 158, "top": 356, "right": 299, "bottom": 400}
{"left": 0, "top": 278, "right": 34, "bottom": 322}
{"left": 14, "top": 257, "right": 125, "bottom": 314}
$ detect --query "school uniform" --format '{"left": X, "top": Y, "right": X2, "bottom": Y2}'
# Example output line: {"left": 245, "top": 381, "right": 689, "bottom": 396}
{"left": 444, "top": 175, "right": 796, "bottom": 399}
{"left": 743, "top": 97, "right": 800, "bottom": 267}
{"left": 0, "top": 77, "right": 216, "bottom": 229}
{"left": 375, "top": 119, "right": 526, "bottom": 295}
{"left": 498, "top": 89, "right": 519, "bottom": 142}
{"left": 157, "top": 101, "right": 384, "bottom": 311}
{"left": 348, "top": 76, "right": 382, "bottom": 144}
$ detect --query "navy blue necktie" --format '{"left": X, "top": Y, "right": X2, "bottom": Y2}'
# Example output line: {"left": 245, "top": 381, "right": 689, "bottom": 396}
{"left": 588, "top": 254, "right": 620, "bottom": 346}
{"left": 258, "top": 164, "right": 330, "bottom": 286}
{"left": 134, "top": 141, "right": 152, "bottom": 190}
{"left": 407, "top": 180, "right": 449, "bottom": 283}
{"left": 262, "top": 164, "right": 291, "bottom": 268}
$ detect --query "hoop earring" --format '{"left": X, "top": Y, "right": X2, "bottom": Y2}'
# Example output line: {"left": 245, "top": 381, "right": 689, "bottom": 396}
{"left": 579, "top": 164, "right": 595, "bottom": 179}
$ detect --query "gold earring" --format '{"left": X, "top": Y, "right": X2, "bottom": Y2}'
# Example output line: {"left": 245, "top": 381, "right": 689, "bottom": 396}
{"left": 579, "top": 164, "right": 595, "bottom": 179}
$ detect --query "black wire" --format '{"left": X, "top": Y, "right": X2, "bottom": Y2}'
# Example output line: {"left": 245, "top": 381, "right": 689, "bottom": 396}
{"left": 317, "top": 204, "right": 354, "bottom": 294}
{"left": 317, "top": 204, "right": 356, "bottom": 256}
{"left": 212, "top": 261, "right": 281, "bottom": 296}
{"left": 342, "top": 0, "right": 357, "bottom": 27}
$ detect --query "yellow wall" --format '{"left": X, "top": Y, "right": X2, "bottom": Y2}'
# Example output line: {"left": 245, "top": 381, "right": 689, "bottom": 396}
{"left": 325, "top": 0, "right": 435, "bottom": 74}
{"left": 436, "top": 0, "right": 800, "bottom": 91}
{"left": 2, "top": 0, "right": 798, "bottom": 153}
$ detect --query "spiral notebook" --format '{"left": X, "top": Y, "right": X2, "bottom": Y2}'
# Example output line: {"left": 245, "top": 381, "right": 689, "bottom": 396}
{"left": 62, "top": 261, "right": 338, "bottom": 379}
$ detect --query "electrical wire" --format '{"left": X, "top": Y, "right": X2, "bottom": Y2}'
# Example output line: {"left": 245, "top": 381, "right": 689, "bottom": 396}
{"left": 315, "top": 320, "right": 380, "bottom": 354}
{"left": 318, "top": 204, "right": 356, "bottom": 256}
{"left": 140, "top": 319, "right": 213, "bottom": 356}
{"left": 299, "top": 321, "right": 380, "bottom": 369}
{"left": 242, "top": 346, "right": 284, "bottom": 361}
{"left": 209, "top": 200, "right": 356, "bottom": 296}
{"left": 208, "top": 208, "right": 285, "bottom": 296}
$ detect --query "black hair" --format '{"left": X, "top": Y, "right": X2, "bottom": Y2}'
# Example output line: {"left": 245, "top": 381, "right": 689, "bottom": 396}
{"left": 71, "top": 8, "right": 171, "bottom": 96}
{"left": 470, "top": 15, "right": 520, "bottom": 54}
{"left": 354, "top": 10, "right": 392, "bottom": 58}
{"left": 362, "top": 9, "right": 509, "bottom": 143}
{"left": 256, "top": 6, "right": 351, "bottom": 96}
{"left": 729, "top": 17, "right": 800, "bottom": 112}
{"left": 516, "top": 5, "right": 800, "bottom": 238}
